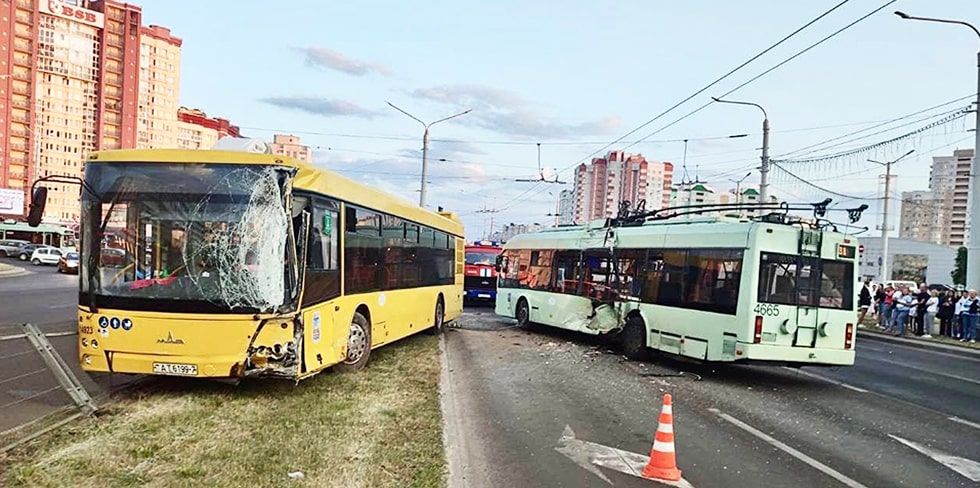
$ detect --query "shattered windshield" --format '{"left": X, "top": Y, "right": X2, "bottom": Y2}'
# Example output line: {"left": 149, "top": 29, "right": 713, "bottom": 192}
{"left": 80, "top": 163, "right": 293, "bottom": 313}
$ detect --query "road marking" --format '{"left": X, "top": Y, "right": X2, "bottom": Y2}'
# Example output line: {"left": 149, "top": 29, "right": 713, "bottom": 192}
{"left": 948, "top": 416, "right": 980, "bottom": 431}
{"left": 783, "top": 367, "right": 868, "bottom": 393}
{"left": 889, "top": 435, "right": 980, "bottom": 482}
{"left": 857, "top": 341, "right": 980, "bottom": 363}
{"left": 555, "top": 425, "right": 696, "bottom": 487}
{"left": 708, "top": 408, "right": 868, "bottom": 488}
{"left": 859, "top": 355, "right": 980, "bottom": 386}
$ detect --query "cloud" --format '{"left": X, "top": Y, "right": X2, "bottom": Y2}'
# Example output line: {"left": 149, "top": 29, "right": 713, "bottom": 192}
{"left": 259, "top": 96, "right": 380, "bottom": 118}
{"left": 294, "top": 47, "right": 392, "bottom": 77}
{"left": 410, "top": 84, "right": 621, "bottom": 139}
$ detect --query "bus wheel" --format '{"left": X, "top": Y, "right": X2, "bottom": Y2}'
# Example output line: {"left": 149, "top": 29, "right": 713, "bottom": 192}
{"left": 427, "top": 298, "right": 445, "bottom": 335}
{"left": 515, "top": 298, "right": 531, "bottom": 328}
{"left": 620, "top": 316, "right": 648, "bottom": 361}
{"left": 335, "top": 312, "right": 371, "bottom": 373}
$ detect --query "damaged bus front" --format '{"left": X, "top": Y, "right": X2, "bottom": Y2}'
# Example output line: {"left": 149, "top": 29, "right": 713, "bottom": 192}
{"left": 76, "top": 160, "right": 305, "bottom": 378}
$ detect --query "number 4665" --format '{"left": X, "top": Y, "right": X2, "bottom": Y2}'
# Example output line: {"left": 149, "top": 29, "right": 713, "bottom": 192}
{"left": 754, "top": 303, "right": 780, "bottom": 316}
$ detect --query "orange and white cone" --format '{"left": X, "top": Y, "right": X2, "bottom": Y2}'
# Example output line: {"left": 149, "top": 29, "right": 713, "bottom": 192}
{"left": 641, "top": 393, "right": 682, "bottom": 481}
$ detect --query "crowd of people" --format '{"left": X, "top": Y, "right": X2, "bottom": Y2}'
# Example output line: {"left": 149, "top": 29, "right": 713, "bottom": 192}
{"left": 859, "top": 280, "right": 979, "bottom": 342}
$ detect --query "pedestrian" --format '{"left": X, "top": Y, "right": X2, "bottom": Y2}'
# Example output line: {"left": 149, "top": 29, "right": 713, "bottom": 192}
{"left": 938, "top": 291, "right": 956, "bottom": 337}
{"left": 858, "top": 279, "right": 872, "bottom": 324}
{"left": 892, "top": 285, "right": 914, "bottom": 337}
{"left": 961, "top": 289, "right": 979, "bottom": 343}
{"left": 879, "top": 285, "right": 894, "bottom": 330}
{"left": 913, "top": 284, "right": 930, "bottom": 337}
{"left": 955, "top": 290, "right": 970, "bottom": 339}
{"left": 923, "top": 290, "right": 939, "bottom": 337}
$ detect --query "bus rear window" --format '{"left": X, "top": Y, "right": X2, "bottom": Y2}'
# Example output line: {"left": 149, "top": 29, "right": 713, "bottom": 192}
{"left": 757, "top": 252, "right": 853, "bottom": 310}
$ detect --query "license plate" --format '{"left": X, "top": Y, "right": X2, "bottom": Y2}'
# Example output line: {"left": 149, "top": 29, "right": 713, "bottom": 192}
{"left": 152, "top": 362, "right": 198, "bottom": 376}
{"left": 477, "top": 293, "right": 491, "bottom": 298}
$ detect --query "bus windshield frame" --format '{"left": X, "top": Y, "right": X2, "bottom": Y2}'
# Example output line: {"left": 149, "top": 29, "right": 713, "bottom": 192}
{"left": 80, "top": 162, "right": 297, "bottom": 314}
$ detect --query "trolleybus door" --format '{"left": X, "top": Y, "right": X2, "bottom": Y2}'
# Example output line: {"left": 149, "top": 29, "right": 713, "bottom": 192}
{"left": 793, "top": 238, "right": 822, "bottom": 347}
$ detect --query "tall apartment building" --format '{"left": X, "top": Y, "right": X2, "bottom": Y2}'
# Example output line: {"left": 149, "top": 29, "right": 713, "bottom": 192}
{"left": 176, "top": 107, "right": 240, "bottom": 150}
{"left": 557, "top": 188, "right": 574, "bottom": 225}
{"left": 572, "top": 151, "right": 673, "bottom": 223}
{"left": 136, "top": 25, "right": 181, "bottom": 148}
{"left": 899, "top": 148, "right": 973, "bottom": 246}
{"left": 489, "top": 222, "right": 543, "bottom": 243}
{"left": 270, "top": 134, "right": 312, "bottom": 163}
{"left": 0, "top": 0, "right": 179, "bottom": 222}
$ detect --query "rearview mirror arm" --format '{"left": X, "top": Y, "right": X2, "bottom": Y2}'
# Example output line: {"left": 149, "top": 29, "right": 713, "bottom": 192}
{"left": 30, "top": 174, "right": 102, "bottom": 201}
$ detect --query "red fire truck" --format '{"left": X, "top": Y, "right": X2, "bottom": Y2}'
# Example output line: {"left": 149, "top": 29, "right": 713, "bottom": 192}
{"left": 464, "top": 241, "right": 502, "bottom": 302}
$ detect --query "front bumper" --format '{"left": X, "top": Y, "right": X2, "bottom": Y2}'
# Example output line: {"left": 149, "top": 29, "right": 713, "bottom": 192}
{"left": 464, "top": 289, "right": 497, "bottom": 300}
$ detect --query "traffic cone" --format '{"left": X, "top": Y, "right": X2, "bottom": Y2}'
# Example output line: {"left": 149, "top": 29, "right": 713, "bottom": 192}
{"left": 641, "top": 393, "right": 682, "bottom": 481}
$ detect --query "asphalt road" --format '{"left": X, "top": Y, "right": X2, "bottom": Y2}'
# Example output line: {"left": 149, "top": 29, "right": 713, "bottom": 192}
{"left": 0, "top": 259, "right": 133, "bottom": 436}
{"left": 444, "top": 307, "right": 980, "bottom": 488}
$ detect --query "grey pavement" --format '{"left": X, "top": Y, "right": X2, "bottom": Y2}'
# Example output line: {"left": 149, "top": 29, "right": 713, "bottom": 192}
{"left": 444, "top": 307, "right": 980, "bottom": 488}
{"left": 0, "top": 258, "right": 138, "bottom": 437}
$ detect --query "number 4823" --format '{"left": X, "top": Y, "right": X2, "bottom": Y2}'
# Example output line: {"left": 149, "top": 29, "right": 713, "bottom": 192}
{"left": 753, "top": 303, "right": 780, "bottom": 316}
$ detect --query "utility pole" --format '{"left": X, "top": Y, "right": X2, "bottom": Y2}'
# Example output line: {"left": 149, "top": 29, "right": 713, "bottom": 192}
{"left": 386, "top": 102, "right": 471, "bottom": 208}
{"left": 869, "top": 149, "right": 915, "bottom": 283}
{"left": 712, "top": 97, "right": 770, "bottom": 203}
{"left": 729, "top": 172, "right": 751, "bottom": 217}
{"left": 475, "top": 205, "right": 500, "bottom": 240}
{"left": 895, "top": 10, "right": 980, "bottom": 289}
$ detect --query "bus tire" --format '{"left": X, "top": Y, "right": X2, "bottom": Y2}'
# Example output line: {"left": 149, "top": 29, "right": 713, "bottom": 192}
{"left": 427, "top": 297, "right": 445, "bottom": 335}
{"left": 620, "top": 316, "right": 649, "bottom": 361}
{"left": 515, "top": 298, "right": 531, "bottom": 328}
{"left": 335, "top": 312, "right": 371, "bottom": 373}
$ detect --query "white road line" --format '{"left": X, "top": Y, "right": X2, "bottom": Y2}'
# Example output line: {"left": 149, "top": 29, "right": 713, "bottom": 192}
{"left": 857, "top": 341, "right": 980, "bottom": 363}
{"left": 708, "top": 408, "right": 868, "bottom": 488}
{"left": 859, "top": 355, "right": 980, "bottom": 386}
{"left": 889, "top": 434, "right": 980, "bottom": 482}
{"left": 948, "top": 416, "right": 980, "bottom": 431}
{"left": 783, "top": 367, "right": 869, "bottom": 393}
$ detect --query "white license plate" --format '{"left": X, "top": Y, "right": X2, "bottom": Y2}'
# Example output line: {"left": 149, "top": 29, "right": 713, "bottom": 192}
{"left": 152, "top": 362, "right": 198, "bottom": 376}
{"left": 477, "top": 293, "right": 491, "bottom": 298}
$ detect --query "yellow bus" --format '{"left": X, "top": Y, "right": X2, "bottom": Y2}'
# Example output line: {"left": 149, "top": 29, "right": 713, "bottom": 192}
{"left": 61, "top": 149, "right": 463, "bottom": 379}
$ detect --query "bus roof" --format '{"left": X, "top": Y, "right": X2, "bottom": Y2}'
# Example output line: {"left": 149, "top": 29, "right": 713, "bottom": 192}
{"left": 89, "top": 149, "right": 464, "bottom": 237}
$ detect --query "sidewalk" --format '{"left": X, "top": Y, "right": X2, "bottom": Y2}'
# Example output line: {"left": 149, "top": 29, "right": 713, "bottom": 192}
{"left": 858, "top": 323, "right": 980, "bottom": 356}
{"left": 0, "top": 262, "right": 28, "bottom": 279}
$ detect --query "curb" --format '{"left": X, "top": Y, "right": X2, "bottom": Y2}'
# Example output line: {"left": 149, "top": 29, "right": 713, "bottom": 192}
{"left": 0, "top": 266, "right": 29, "bottom": 279}
{"left": 858, "top": 327, "right": 980, "bottom": 357}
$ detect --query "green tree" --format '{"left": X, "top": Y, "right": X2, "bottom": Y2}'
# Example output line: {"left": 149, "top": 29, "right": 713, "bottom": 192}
{"left": 951, "top": 246, "right": 967, "bottom": 286}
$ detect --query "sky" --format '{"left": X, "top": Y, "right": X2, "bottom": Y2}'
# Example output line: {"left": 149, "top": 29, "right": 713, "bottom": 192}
{"left": 139, "top": 0, "right": 978, "bottom": 239}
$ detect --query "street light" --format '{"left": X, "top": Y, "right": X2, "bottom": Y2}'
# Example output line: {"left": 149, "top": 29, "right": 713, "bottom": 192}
{"left": 895, "top": 11, "right": 980, "bottom": 289}
{"left": 868, "top": 149, "right": 915, "bottom": 284}
{"left": 712, "top": 97, "right": 771, "bottom": 204}
{"left": 386, "top": 101, "right": 471, "bottom": 207}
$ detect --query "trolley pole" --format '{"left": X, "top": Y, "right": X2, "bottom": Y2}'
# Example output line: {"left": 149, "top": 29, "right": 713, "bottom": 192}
{"left": 894, "top": 11, "right": 980, "bottom": 289}
{"left": 870, "top": 149, "right": 914, "bottom": 283}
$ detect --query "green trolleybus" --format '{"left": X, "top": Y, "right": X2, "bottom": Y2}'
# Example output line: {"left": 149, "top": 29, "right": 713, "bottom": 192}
{"left": 495, "top": 209, "right": 860, "bottom": 366}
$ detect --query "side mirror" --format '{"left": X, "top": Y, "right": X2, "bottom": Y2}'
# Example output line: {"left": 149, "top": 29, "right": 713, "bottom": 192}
{"left": 27, "top": 186, "right": 47, "bottom": 227}
{"left": 495, "top": 254, "right": 505, "bottom": 272}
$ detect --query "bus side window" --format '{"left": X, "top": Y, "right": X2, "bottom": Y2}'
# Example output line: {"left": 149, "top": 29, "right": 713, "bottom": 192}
{"left": 303, "top": 198, "right": 340, "bottom": 306}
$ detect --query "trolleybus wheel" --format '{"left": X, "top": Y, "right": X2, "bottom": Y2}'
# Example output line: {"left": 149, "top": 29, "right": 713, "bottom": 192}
{"left": 620, "top": 315, "right": 649, "bottom": 361}
{"left": 335, "top": 312, "right": 371, "bottom": 373}
{"left": 427, "top": 298, "right": 445, "bottom": 335}
{"left": 515, "top": 298, "right": 531, "bottom": 328}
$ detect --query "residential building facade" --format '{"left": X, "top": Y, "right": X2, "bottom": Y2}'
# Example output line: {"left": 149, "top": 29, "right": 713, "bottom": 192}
{"left": 270, "top": 134, "right": 312, "bottom": 163}
{"left": 489, "top": 222, "right": 543, "bottom": 243}
{"left": 0, "top": 0, "right": 179, "bottom": 223}
{"left": 136, "top": 25, "right": 181, "bottom": 149}
{"left": 176, "top": 107, "right": 241, "bottom": 150}
{"left": 557, "top": 188, "right": 574, "bottom": 226}
{"left": 572, "top": 151, "right": 673, "bottom": 223}
{"left": 898, "top": 148, "right": 973, "bottom": 247}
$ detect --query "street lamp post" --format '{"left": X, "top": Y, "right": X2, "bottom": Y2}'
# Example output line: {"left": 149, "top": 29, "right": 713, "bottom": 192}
{"left": 729, "top": 171, "right": 752, "bottom": 217}
{"left": 386, "top": 102, "right": 471, "bottom": 207}
{"left": 895, "top": 11, "right": 980, "bottom": 289}
{"left": 869, "top": 149, "right": 915, "bottom": 284}
{"left": 712, "top": 97, "right": 770, "bottom": 204}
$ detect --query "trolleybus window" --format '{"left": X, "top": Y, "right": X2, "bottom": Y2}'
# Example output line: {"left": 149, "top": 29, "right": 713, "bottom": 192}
{"left": 758, "top": 252, "right": 853, "bottom": 310}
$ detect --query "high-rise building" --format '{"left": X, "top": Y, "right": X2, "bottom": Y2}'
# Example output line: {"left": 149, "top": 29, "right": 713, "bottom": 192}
{"left": 557, "top": 189, "right": 574, "bottom": 225}
{"left": 176, "top": 107, "right": 241, "bottom": 150}
{"left": 489, "top": 222, "right": 543, "bottom": 242}
{"left": 137, "top": 25, "right": 181, "bottom": 148}
{"left": 270, "top": 134, "right": 312, "bottom": 163}
{"left": 899, "top": 148, "right": 973, "bottom": 247}
{"left": 572, "top": 151, "right": 673, "bottom": 223}
{"left": 0, "top": 0, "right": 179, "bottom": 222}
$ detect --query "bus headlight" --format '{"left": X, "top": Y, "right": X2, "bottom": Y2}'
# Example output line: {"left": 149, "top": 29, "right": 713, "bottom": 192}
{"left": 81, "top": 338, "right": 88, "bottom": 348}
{"left": 91, "top": 339, "right": 99, "bottom": 349}
{"left": 82, "top": 354, "right": 92, "bottom": 365}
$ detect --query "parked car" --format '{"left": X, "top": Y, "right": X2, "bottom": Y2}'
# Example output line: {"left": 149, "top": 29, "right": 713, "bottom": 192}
{"left": 927, "top": 283, "right": 956, "bottom": 293}
{"left": 30, "top": 247, "right": 62, "bottom": 266}
{"left": 0, "top": 239, "right": 30, "bottom": 258}
{"left": 883, "top": 280, "right": 918, "bottom": 291}
{"left": 58, "top": 251, "right": 80, "bottom": 274}
{"left": 100, "top": 248, "right": 127, "bottom": 267}
{"left": 17, "top": 243, "right": 48, "bottom": 261}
